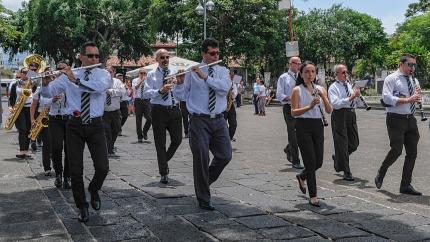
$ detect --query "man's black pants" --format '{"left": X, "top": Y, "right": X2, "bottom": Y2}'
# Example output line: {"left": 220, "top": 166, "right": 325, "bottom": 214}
{"left": 49, "top": 116, "right": 69, "bottom": 178}
{"left": 135, "top": 98, "right": 152, "bottom": 139}
{"left": 223, "top": 105, "right": 237, "bottom": 140}
{"left": 103, "top": 110, "right": 121, "bottom": 153}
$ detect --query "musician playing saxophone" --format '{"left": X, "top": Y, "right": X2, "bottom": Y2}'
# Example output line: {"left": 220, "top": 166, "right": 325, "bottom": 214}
{"left": 223, "top": 69, "right": 238, "bottom": 142}
{"left": 328, "top": 64, "right": 360, "bottom": 181}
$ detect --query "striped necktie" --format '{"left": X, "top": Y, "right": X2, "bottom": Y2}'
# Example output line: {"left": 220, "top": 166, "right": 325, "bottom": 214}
{"left": 406, "top": 76, "right": 416, "bottom": 114}
{"left": 105, "top": 93, "right": 111, "bottom": 106}
{"left": 208, "top": 67, "right": 216, "bottom": 112}
{"left": 161, "top": 69, "right": 170, "bottom": 101}
{"left": 343, "top": 82, "right": 354, "bottom": 108}
{"left": 81, "top": 70, "right": 91, "bottom": 123}
{"left": 140, "top": 79, "right": 145, "bottom": 99}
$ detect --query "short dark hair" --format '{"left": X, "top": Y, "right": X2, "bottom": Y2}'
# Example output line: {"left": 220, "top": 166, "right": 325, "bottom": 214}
{"left": 400, "top": 53, "right": 416, "bottom": 63}
{"left": 57, "top": 60, "right": 69, "bottom": 66}
{"left": 80, "top": 41, "right": 98, "bottom": 55}
{"left": 201, "top": 38, "right": 219, "bottom": 53}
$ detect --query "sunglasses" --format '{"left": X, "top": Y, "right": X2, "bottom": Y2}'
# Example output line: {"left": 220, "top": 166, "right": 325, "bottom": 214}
{"left": 291, "top": 62, "right": 301, "bottom": 65}
{"left": 340, "top": 71, "right": 347, "bottom": 74}
{"left": 139, "top": 72, "right": 147, "bottom": 75}
{"left": 406, "top": 62, "right": 417, "bottom": 68}
{"left": 159, "top": 56, "right": 170, "bottom": 60}
{"left": 85, "top": 54, "right": 100, "bottom": 59}
{"left": 207, "top": 51, "right": 220, "bottom": 56}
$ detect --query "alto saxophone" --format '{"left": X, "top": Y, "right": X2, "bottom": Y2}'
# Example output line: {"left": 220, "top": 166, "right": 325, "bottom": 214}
{"left": 28, "top": 107, "right": 50, "bottom": 141}
{"left": 4, "top": 80, "right": 33, "bottom": 130}
{"left": 225, "top": 88, "right": 234, "bottom": 112}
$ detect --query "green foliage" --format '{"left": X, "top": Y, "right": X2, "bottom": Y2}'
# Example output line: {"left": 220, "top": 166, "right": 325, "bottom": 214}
{"left": 0, "top": 0, "right": 23, "bottom": 51}
{"left": 405, "top": 0, "right": 429, "bottom": 18}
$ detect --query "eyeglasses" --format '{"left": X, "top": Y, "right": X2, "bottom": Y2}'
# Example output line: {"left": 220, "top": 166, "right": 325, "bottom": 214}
{"left": 85, "top": 54, "right": 100, "bottom": 59}
{"left": 291, "top": 62, "right": 301, "bottom": 65}
{"left": 207, "top": 51, "right": 220, "bottom": 56}
{"left": 406, "top": 62, "right": 417, "bottom": 68}
{"left": 139, "top": 72, "right": 147, "bottom": 75}
{"left": 340, "top": 71, "right": 347, "bottom": 74}
{"left": 159, "top": 56, "right": 170, "bottom": 60}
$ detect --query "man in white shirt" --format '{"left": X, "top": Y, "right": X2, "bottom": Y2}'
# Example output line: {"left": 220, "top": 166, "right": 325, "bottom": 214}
{"left": 132, "top": 69, "right": 152, "bottom": 142}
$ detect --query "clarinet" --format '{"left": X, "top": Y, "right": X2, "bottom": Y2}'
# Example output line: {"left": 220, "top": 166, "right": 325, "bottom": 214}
{"left": 311, "top": 83, "right": 329, "bottom": 127}
{"left": 351, "top": 82, "right": 371, "bottom": 111}
{"left": 410, "top": 74, "right": 428, "bottom": 121}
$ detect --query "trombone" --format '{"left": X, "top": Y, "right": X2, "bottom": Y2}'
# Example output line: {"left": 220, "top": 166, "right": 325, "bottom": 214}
{"left": 164, "top": 60, "right": 223, "bottom": 80}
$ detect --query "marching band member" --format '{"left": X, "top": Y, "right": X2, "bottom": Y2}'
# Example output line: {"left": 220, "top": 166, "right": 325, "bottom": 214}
{"left": 132, "top": 68, "right": 152, "bottom": 142}
{"left": 41, "top": 41, "right": 112, "bottom": 222}
{"left": 223, "top": 69, "right": 238, "bottom": 141}
{"left": 328, "top": 64, "right": 360, "bottom": 181}
{"left": 277, "top": 57, "right": 304, "bottom": 169}
{"left": 104, "top": 66, "right": 126, "bottom": 156}
{"left": 376, "top": 53, "right": 422, "bottom": 196}
{"left": 291, "top": 61, "right": 332, "bottom": 207}
{"left": 144, "top": 49, "right": 182, "bottom": 184}
{"left": 175, "top": 38, "right": 232, "bottom": 210}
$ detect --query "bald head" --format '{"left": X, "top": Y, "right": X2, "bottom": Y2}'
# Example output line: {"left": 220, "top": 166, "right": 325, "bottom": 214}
{"left": 155, "top": 49, "right": 170, "bottom": 69}
{"left": 334, "top": 64, "right": 347, "bottom": 81}
{"left": 288, "top": 57, "right": 301, "bottom": 73}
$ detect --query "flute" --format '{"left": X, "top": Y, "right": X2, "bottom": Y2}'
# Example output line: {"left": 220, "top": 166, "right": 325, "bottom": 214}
{"left": 410, "top": 74, "right": 427, "bottom": 121}
{"left": 164, "top": 60, "right": 223, "bottom": 80}
{"left": 312, "top": 83, "right": 329, "bottom": 127}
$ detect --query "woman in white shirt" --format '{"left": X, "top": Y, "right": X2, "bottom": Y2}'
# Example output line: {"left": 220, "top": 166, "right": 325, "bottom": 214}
{"left": 291, "top": 61, "right": 332, "bottom": 207}
{"left": 257, "top": 80, "right": 267, "bottom": 116}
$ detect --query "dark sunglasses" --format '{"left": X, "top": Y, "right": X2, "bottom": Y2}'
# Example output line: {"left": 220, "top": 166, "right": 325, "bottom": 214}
{"left": 406, "top": 62, "right": 417, "bottom": 68}
{"left": 86, "top": 54, "right": 100, "bottom": 59}
{"left": 207, "top": 51, "right": 220, "bottom": 56}
{"left": 57, "top": 67, "right": 65, "bottom": 71}
{"left": 340, "top": 71, "right": 347, "bottom": 74}
{"left": 159, "top": 56, "right": 170, "bottom": 60}
{"left": 139, "top": 72, "right": 147, "bottom": 75}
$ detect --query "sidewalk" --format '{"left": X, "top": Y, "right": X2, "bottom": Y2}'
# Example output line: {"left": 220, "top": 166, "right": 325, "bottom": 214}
{"left": 1, "top": 106, "right": 430, "bottom": 241}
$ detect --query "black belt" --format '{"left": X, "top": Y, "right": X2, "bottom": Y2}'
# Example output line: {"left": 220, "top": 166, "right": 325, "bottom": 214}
{"left": 151, "top": 104, "right": 178, "bottom": 110}
{"left": 49, "top": 115, "right": 69, "bottom": 120}
{"left": 387, "top": 112, "right": 415, "bottom": 119}
{"left": 136, "top": 98, "right": 150, "bottom": 101}
{"left": 191, "top": 113, "right": 224, "bottom": 119}
{"left": 335, "top": 108, "right": 355, "bottom": 112}
{"left": 284, "top": 104, "right": 291, "bottom": 106}
{"left": 68, "top": 116, "right": 103, "bottom": 125}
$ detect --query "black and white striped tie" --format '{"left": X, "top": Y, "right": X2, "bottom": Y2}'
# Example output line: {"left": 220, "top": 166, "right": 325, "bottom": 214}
{"left": 161, "top": 69, "right": 170, "bottom": 101}
{"left": 343, "top": 82, "right": 354, "bottom": 108}
{"left": 140, "top": 79, "right": 145, "bottom": 99}
{"left": 106, "top": 92, "right": 111, "bottom": 106}
{"left": 406, "top": 76, "right": 416, "bottom": 114}
{"left": 81, "top": 70, "right": 91, "bottom": 124}
{"left": 208, "top": 67, "right": 216, "bottom": 112}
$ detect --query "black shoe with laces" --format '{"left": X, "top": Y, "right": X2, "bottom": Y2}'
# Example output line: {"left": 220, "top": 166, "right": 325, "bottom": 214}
{"left": 63, "top": 177, "right": 71, "bottom": 189}
{"left": 54, "top": 175, "right": 63, "bottom": 188}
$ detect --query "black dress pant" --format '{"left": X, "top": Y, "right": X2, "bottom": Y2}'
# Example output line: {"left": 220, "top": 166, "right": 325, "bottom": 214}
{"left": 189, "top": 115, "right": 232, "bottom": 203}
{"left": 296, "top": 118, "right": 324, "bottom": 198}
{"left": 253, "top": 94, "right": 259, "bottom": 114}
{"left": 151, "top": 105, "right": 182, "bottom": 176}
{"left": 134, "top": 98, "right": 152, "bottom": 139}
{"left": 223, "top": 105, "right": 237, "bottom": 140}
{"left": 49, "top": 116, "right": 69, "bottom": 178}
{"left": 180, "top": 101, "right": 189, "bottom": 135}
{"left": 41, "top": 126, "right": 52, "bottom": 171}
{"left": 103, "top": 110, "right": 121, "bottom": 153}
{"left": 380, "top": 113, "right": 419, "bottom": 187}
{"left": 66, "top": 117, "right": 109, "bottom": 209}
{"left": 283, "top": 104, "right": 300, "bottom": 164}
{"left": 15, "top": 107, "right": 31, "bottom": 151}
{"left": 236, "top": 94, "right": 241, "bottom": 107}
{"left": 120, "top": 101, "right": 128, "bottom": 127}
{"left": 331, "top": 108, "right": 359, "bottom": 173}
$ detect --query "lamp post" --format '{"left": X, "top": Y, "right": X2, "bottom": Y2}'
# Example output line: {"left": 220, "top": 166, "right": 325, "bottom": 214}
{"left": 195, "top": 0, "right": 215, "bottom": 39}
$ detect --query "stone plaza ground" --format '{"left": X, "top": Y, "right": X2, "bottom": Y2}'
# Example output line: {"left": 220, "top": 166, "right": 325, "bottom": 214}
{"left": 1, "top": 104, "right": 430, "bottom": 241}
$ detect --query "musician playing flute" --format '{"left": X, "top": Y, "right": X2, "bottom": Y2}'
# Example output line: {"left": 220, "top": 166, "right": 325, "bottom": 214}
{"left": 175, "top": 38, "right": 232, "bottom": 211}
{"left": 291, "top": 61, "right": 332, "bottom": 207}
{"left": 328, "top": 64, "right": 360, "bottom": 181}
{"left": 375, "top": 53, "right": 422, "bottom": 196}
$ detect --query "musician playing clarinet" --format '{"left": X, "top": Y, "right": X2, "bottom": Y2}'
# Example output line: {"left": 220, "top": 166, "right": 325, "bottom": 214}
{"left": 328, "top": 64, "right": 360, "bottom": 181}
{"left": 375, "top": 53, "right": 422, "bottom": 196}
{"left": 291, "top": 61, "right": 332, "bottom": 207}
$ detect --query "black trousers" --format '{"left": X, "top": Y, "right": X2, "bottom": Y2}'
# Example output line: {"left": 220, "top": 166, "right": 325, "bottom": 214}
{"left": 49, "top": 117, "right": 69, "bottom": 178}
{"left": 253, "top": 94, "right": 259, "bottom": 114}
{"left": 283, "top": 104, "right": 300, "bottom": 164}
{"left": 223, "top": 105, "right": 237, "bottom": 140}
{"left": 189, "top": 115, "right": 232, "bottom": 203}
{"left": 134, "top": 98, "right": 152, "bottom": 139}
{"left": 40, "top": 126, "right": 51, "bottom": 171}
{"left": 331, "top": 109, "right": 359, "bottom": 173}
{"left": 151, "top": 105, "right": 182, "bottom": 176}
{"left": 236, "top": 94, "right": 242, "bottom": 107}
{"left": 103, "top": 110, "right": 122, "bottom": 153}
{"left": 180, "top": 101, "right": 189, "bottom": 135}
{"left": 66, "top": 117, "right": 109, "bottom": 209}
{"left": 296, "top": 119, "right": 324, "bottom": 198}
{"left": 15, "top": 107, "right": 31, "bottom": 151}
{"left": 380, "top": 113, "right": 419, "bottom": 187}
{"left": 120, "top": 101, "right": 128, "bottom": 127}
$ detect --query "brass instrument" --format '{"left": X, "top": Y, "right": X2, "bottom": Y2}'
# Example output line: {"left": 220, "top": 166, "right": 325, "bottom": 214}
{"left": 28, "top": 107, "right": 50, "bottom": 141}
{"left": 410, "top": 74, "right": 428, "bottom": 121}
{"left": 226, "top": 84, "right": 234, "bottom": 112}
{"left": 164, "top": 60, "right": 223, "bottom": 80}
{"left": 23, "top": 54, "right": 46, "bottom": 73}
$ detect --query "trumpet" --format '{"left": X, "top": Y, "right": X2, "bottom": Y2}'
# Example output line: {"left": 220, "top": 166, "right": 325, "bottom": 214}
{"left": 312, "top": 83, "right": 329, "bottom": 127}
{"left": 28, "top": 63, "right": 103, "bottom": 85}
{"left": 164, "top": 60, "right": 223, "bottom": 80}
{"left": 351, "top": 83, "right": 371, "bottom": 111}
{"left": 410, "top": 74, "right": 427, "bottom": 121}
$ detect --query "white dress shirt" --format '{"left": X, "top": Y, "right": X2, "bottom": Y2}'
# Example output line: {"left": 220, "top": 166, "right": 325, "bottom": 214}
{"left": 132, "top": 77, "right": 147, "bottom": 99}
{"left": 144, "top": 66, "right": 179, "bottom": 106}
{"left": 382, "top": 70, "right": 418, "bottom": 115}
{"left": 105, "top": 77, "right": 126, "bottom": 111}
{"left": 328, "top": 80, "right": 356, "bottom": 110}
{"left": 33, "top": 87, "right": 53, "bottom": 112}
{"left": 277, "top": 70, "right": 297, "bottom": 104}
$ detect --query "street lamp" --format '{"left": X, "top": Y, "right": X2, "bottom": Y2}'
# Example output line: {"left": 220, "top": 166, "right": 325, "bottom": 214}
{"left": 195, "top": 0, "right": 215, "bottom": 39}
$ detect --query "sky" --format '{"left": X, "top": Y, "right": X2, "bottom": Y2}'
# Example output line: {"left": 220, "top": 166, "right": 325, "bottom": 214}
{"left": 3, "top": 0, "right": 416, "bottom": 35}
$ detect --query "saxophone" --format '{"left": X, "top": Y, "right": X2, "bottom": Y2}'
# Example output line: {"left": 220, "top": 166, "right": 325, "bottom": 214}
{"left": 28, "top": 107, "right": 50, "bottom": 141}
{"left": 4, "top": 80, "right": 33, "bottom": 130}
{"left": 225, "top": 85, "right": 234, "bottom": 112}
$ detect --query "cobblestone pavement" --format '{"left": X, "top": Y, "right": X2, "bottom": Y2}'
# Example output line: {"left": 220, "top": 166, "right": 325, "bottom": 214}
{"left": 1, "top": 104, "right": 430, "bottom": 241}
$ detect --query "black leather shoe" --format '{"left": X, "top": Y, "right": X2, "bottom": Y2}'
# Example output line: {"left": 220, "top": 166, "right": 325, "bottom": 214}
{"left": 31, "top": 142, "right": 38, "bottom": 151}
{"left": 375, "top": 170, "right": 384, "bottom": 189}
{"left": 143, "top": 133, "right": 148, "bottom": 140}
{"left": 63, "top": 177, "right": 71, "bottom": 189}
{"left": 296, "top": 174, "right": 306, "bottom": 194}
{"left": 138, "top": 138, "right": 143, "bottom": 143}
{"left": 78, "top": 207, "right": 89, "bottom": 222}
{"left": 54, "top": 175, "right": 63, "bottom": 188}
{"left": 332, "top": 155, "right": 340, "bottom": 172}
{"left": 343, "top": 172, "right": 354, "bottom": 181}
{"left": 284, "top": 146, "right": 292, "bottom": 163}
{"left": 89, "top": 190, "right": 101, "bottom": 210}
{"left": 16, "top": 154, "right": 26, "bottom": 159}
{"left": 292, "top": 163, "right": 304, "bottom": 169}
{"left": 198, "top": 200, "right": 215, "bottom": 211}
{"left": 160, "top": 175, "right": 168, "bottom": 184}
{"left": 309, "top": 200, "right": 321, "bottom": 207}
{"left": 400, "top": 185, "right": 422, "bottom": 196}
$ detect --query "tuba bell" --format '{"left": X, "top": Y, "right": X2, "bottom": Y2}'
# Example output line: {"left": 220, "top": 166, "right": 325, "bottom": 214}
{"left": 23, "top": 54, "right": 46, "bottom": 73}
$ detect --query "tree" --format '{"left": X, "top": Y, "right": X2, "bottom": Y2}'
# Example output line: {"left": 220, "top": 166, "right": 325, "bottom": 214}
{"left": 0, "top": 0, "right": 23, "bottom": 51}
{"left": 405, "top": 0, "right": 429, "bottom": 18}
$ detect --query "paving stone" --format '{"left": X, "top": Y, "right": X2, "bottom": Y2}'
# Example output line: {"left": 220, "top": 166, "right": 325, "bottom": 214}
{"left": 88, "top": 223, "right": 157, "bottom": 241}
{"left": 20, "top": 233, "right": 71, "bottom": 241}
{"left": 336, "top": 235, "right": 392, "bottom": 242}
{"left": 147, "top": 216, "right": 215, "bottom": 241}
{"left": 183, "top": 211, "right": 236, "bottom": 230}
{"left": 0, "top": 219, "right": 66, "bottom": 241}
{"left": 358, "top": 219, "right": 416, "bottom": 238}
{"left": 216, "top": 203, "right": 267, "bottom": 218}
{"left": 84, "top": 213, "right": 137, "bottom": 226}
{"left": 288, "top": 236, "right": 330, "bottom": 241}
{"left": 62, "top": 218, "right": 88, "bottom": 235}
{"left": 234, "top": 214, "right": 291, "bottom": 229}
{"left": 0, "top": 209, "right": 55, "bottom": 224}
{"left": 202, "top": 224, "right": 265, "bottom": 241}
{"left": 387, "top": 213, "right": 430, "bottom": 227}
{"left": 258, "top": 225, "right": 317, "bottom": 240}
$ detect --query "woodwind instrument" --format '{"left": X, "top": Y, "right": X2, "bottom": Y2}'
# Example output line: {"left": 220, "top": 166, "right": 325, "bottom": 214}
{"left": 351, "top": 82, "right": 371, "bottom": 111}
{"left": 30, "top": 63, "right": 102, "bottom": 86}
{"left": 410, "top": 74, "right": 427, "bottom": 121}
{"left": 311, "top": 83, "right": 329, "bottom": 127}
{"left": 164, "top": 60, "right": 223, "bottom": 80}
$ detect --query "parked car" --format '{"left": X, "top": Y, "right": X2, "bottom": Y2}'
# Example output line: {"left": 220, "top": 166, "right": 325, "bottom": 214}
{"left": 0, "top": 78, "right": 16, "bottom": 97}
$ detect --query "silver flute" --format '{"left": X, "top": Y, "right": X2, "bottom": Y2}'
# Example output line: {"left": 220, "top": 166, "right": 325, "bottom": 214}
{"left": 164, "top": 60, "right": 223, "bottom": 80}
{"left": 311, "top": 83, "right": 329, "bottom": 127}
{"left": 410, "top": 74, "right": 427, "bottom": 121}
{"left": 29, "top": 63, "right": 102, "bottom": 85}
